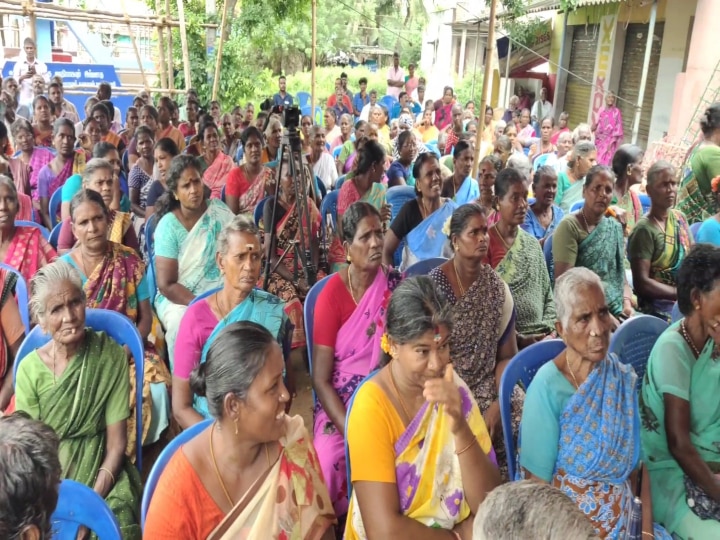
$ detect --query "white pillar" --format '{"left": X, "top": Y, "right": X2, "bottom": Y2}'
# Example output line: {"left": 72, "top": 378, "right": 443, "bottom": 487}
{"left": 458, "top": 28, "right": 468, "bottom": 79}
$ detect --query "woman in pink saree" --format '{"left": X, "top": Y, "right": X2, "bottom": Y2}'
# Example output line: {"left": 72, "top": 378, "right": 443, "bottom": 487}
{"left": 9, "top": 118, "right": 53, "bottom": 221}
{"left": 311, "top": 202, "right": 402, "bottom": 519}
{"left": 199, "top": 121, "right": 233, "bottom": 199}
{"left": 0, "top": 177, "right": 57, "bottom": 284}
{"left": 593, "top": 92, "right": 624, "bottom": 166}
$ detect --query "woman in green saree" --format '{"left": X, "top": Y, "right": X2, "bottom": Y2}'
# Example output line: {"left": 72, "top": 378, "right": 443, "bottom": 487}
{"left": 485, "top": 168, "right": 556, "bottom": 349}
{"left": 553, "top": 165, "right": 634, "bottom": 325}
{"left": 677, "top": 102, "right": 720, "bottom": 224}
{"left": 555, "top": 141, "right": 597, "bottom": 213}
{"left": 15, "top": 260, "right": 142, "bottom": 538}
{"left": 629, "top": 161, "right": 692, "bottom": 322}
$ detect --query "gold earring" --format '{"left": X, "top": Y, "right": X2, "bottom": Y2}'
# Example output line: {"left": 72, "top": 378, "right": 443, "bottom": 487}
{"left": 234, "top": 418, "right": 239, "bottom": 436}
{"left": 347, "top": 254, "right": 352, "bottom": 263}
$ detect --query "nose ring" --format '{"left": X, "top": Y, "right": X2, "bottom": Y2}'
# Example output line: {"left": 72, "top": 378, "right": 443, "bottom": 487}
{"left": 589, "top": 330, "right": 597, "bottom": 337}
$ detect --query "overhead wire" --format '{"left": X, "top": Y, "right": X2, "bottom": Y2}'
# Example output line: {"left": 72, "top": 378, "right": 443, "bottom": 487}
{"left": 332, "top": 0, "right": 414, "bottom": 46}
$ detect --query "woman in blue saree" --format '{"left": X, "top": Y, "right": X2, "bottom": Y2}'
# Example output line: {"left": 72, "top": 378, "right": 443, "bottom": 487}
{"left": 555, "top": 141, "right": 597, "bottom": 213}
{"left": 153, "top": 155, "right": 234, "bottom": 367}
{"left": 519, "top": 267, "right": 671, "bottom": 539}
{"left": 553, "top": 165, "right": 634, "bottom": 323}
{"left": 172, "top": 216, "right": 290, "bottom": 429}
{"left": 382, "top": 153, "right": 456, "bottom": 269}
{"left": 441, "top": 140, "right": 479, "bottom": 204}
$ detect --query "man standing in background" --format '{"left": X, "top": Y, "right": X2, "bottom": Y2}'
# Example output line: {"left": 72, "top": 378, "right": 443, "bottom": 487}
{"left": 273, "top": 75, "right": 294, "bottom": 107}
{"left": 12, "top": 38, "right": 49, "bottom": 108}
{"left": 386, "top": 52, "right": 404, "bottom": 99}
{"left": 353, "top": 77, "right": 370, "bottom": 119}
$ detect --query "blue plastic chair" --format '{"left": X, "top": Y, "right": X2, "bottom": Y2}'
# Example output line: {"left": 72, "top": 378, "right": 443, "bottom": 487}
{"left": 254, "top": 197, "right": 269, "bottom": 227}
{"left": 15, "top": 220, "right": 50, "bottom": 241}
{"left": 543, "top": 234, "right": 554, "bottom": 283}
{"left": 141, "top": 419, "right": 212, "bottom": 529}
{"left": 14, "top": 309, "right": 146, "bottom": 469}
{"left": 404, "top": 257, "right": 447, "bottom": 277}
{"left": 690, "top": 221, "right": 702, "bottom": 238}
{"left": 49, "top": 188, "right": 63, "bottom": 228}
{"left": 332, "top": 146, "right": 343, "bottom": 159}
{"left": 49, "top": 222, "right": 62, "bottom": 250}
{"left": 638, "top": 194, "right": 651, "bottom": 214}
{"left": 345, "top": 369, "right": 380, "bottom": 498}
{"left": 609, "top": 314, "right": 668, "bottom": 385}
{"left": 121, "top": 149, "right": 129, "bottom": 173}
{"left": 304, "top": 274, "right": 333, "bottom": 403}
{"left": 144, "top": 213, "right": 159, "bottom": 303}
{"left": 221, "top": 184, "right": 226, "bottom": 203}
{"left": 320, "top": 190, "right": 338, "bottom": 229}
{"left": 335, "top": 175, "right": 347, "bottom": 191}
{"left": 51, "top": 479, "right": 122, "bottom": 539}
{"left": 188, "top": 287, "right": 222, "bottom": 307}
{"left": 379, "top": 95, "right": 398, "bottom": 113}
{"left": 570, "top": 200, "right": 584, "bottom": 212}
{"left": 386, "top": 186, "right": 416, "bottom": 267}
{"left": 316, "top": 177, "right": 327, "bottom": 200}
{"left": 300, "top": 105, "right": 312, "bottom": 118}
{"left": 0, "top": 262, "right": 30, "bottom": 333}
{"left": 671, "top": 302, "right": 682, "bottom": 323}
{"left": 297, "top": 91, "right": 311, "bottom": 108}
{"left": 500, "top": 339, "right": 567, "bottom": 480}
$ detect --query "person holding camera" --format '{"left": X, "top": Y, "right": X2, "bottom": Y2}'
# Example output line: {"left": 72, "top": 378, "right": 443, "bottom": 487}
{"left": 11, "top": 38, "right": 49, "bottom": 108}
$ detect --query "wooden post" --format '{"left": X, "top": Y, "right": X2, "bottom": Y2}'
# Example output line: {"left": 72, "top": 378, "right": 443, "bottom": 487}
{"left": 155, "top": 0, "right": 168, "bottom": 91}
{"left": 176, "top": 0, "right": 192, "bottom": 90}
{"left": 311, "top": 0, "right": 317, "bottom": 118}
{"left": 471, "top": 0, "right": 497, "bottom": 179}
{"left": 211, "top": 0, "right": 230, "bottom": 101}
{"left": 121, "top": 0, "right": 149, "bottom": 90}
{"left": 165, "top": 0, "right": 174, "bottom": 91}
{"left": 28, "top": 0, "right": 37, "bottom": 44}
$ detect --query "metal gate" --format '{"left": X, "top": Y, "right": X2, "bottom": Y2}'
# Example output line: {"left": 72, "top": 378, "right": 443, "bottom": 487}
{"left": 563, "top": 24, "right": 599, "bottom": 128}
{"left": 616, "top": 22, "right": 665, "bottom": 148}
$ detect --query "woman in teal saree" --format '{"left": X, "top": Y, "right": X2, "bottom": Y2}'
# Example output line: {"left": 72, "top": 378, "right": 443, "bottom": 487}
{"left": 14, "top": 261, "right": 142, "bottom": 538}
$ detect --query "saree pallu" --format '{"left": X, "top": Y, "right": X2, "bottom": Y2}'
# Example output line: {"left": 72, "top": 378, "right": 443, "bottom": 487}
{"left": 102, "top": 131, "right": 123, "bottom": 149}
{"left": 44, "top": 150, "right": 86, "bottom": 200}
{"left": 614, "top": 190, "right": 643, "bottom": 235}
{"left": 559, "top": 180, "right": 583, "bottom": 213}
{"left": 194, "top": 289, "right": 289, "bottom": 418}
{"left": 434, "top": 102, "right": 453, "bottom": 130}
{"left": 9, "top": 156, "right": 31, "bottom": 196}
{"left": 595, "top": 106, "right": 623, "bottom": 166}
{"left": 208, "top": 415, "right": 336, "bottom": 540}
{"left": 0, "top": 270, "right": 16, "bottom": 383}
{"left": 237, "top": 166, "right": 273, "bottom": 215}
{"left": 313, "top": 268, "right": 401, "bottom": 516}
{"left": 640, "top": 211, "right": 691, "bottom": 322}
{"left": 3, "top": 225, "right": 57, "bottom": 283}
{"left": 677, "top": 144, "right": 720, "bottom": 224}
{"left": 156, "top": 199, "right": 234, "bottom": 365}
{"left": 17, "top": 331, "right": 143, "bottom": 538}
{"left": 264, "top": 199, "right": 321, "bottom": 349}
{"left": 553, "top": 355, "right": 670, "bottom": 539}
{"left": 494, "top": 229, "right": 556, "bottom": 336}
{"left": 34, "top": 126, "right": 52, "bottom": 147}
{"left": 83, "top": 242, "right": 172, "bottom": 454}
{"left": 346, "top": 375, "right": 496, "bottom": 539}
{"left": 28, "top": 147, "right": 54, "bottom": 201}
{"left": 203, "top": 152, "right": 234, "bottom": 200}
{"left": 401, "top": 200, "right": 457, "bottom": 270}
{"left": 576, "top": 217, "right": 626, "bottom": 316}
{"left": 453, "top": 177, "right": 480, "bottom": 205}
{"left": 16, "top": 192, "right": 33, "bottom": 221}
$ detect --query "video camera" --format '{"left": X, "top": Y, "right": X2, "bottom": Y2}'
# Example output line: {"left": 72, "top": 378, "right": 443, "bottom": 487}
{"left": 260, "top": 98, "right": 300, "bottom": 131}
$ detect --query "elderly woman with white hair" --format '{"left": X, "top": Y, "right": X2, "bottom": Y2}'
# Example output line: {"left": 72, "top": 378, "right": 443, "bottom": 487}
{"left": 518, "top": 267, "right": 671, "bottom": 539}
{"left": 14, "top": 260, "right": 143, "bottom": 538}
{"left": 473, "top": 481, "right": 597, "bottom": 540}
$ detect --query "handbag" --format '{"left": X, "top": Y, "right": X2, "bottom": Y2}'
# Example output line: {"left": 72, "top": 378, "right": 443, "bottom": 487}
{"left": 684, "top": 474, "right": 720, "bottom": 521}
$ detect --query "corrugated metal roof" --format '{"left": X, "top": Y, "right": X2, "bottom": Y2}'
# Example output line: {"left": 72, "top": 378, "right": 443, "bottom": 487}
{"left": 465, "top": 0, "right": 620, "bottom": 23}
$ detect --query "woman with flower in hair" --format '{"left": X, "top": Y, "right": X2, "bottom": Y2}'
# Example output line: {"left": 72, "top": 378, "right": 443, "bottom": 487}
{"left": 695, "top": 174, "right": 720, "bottom": 245}
{"left": 312, "top": 202, "right": 402, "bottom": 521}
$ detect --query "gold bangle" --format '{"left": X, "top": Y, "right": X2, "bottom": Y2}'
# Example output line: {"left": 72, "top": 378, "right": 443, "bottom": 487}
{"left": 98, "top": 467, "right": 115, "bottom": 485}
{"left": 455, "top": 438, "right": 477, "bottom": 456}
{"left": 642, "top": 533, "right": 653, "bottom": 538}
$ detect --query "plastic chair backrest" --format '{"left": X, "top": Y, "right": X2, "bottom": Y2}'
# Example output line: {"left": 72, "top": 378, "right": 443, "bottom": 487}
{"left": 609, "top": 314, "right": 668, "bottom": 385}
{"left": 254, "top": 197, "right": 269, "bottom": 227}
{"left": 404, "top": 257, "right": 447, "bottom": 277}
{"left": 570, "top": 200, "right": 584, "bottom": 212}
{"left": 332, "top": 145, "right": 343, "bottom": 159}
{"left": 690, "top": 221, "right": 702, "bottom": 238}
{"left": 15, "top": 220, "right": 50, "bottom": 241}
{"left": 314, "top": 106, "right": 323, "bottom": 126}
{"left": 49, "top": 188, "right": 63, "bottom": 228}
{"left": 300, "top": 105, "right": 312, "bottom": 117}
{"left": 52, "top": 480, "right": 122, "bottom": 539}
{"left": 221, "top": 184, "right": 226, "bottom": 203}
{"left": 297, "top": 91, "right": 311, "bottom": 108}
{"left": 49, "top": 222, "right": 62, "bottom": 250}
{"left": 316, "top": 177, "right": 327, "bottom": 200}
{"left": 188, "top": 287, "right": 222, "bottom": 307}
{"left": 304, "top": 274, "right": 333, "bottom": 403}
{"left": 14, "top": 309, "right": 145, "bottom": 469}
{"left": 121, "top": 149, "right": 129, "bottom": 173}
{"left": 0, "top": 262, "right": 30, "bottom": 333}
{"left": 380, "top": 95, "right": 398, "bottom": 112}
{"left": 638, "top": 194, "right": 651, "bottom": 214}
{"left": 141, "top": 419, "right": 212, "bottom": 529}
{"left": 335, "top": 175, "right": 346, "bottom": 191}
{"left": 390, "top": 102, "right": 401, "bottom": 121}
{"left": 144, "top": 213, "right": 159, "bottom": 303}
{"left": 543, "top": 234, "right": 554, "bottom": 283}
{"left": 500, "top": 339, "right": 566, "bottom": 480}
{"left": 345, "top": 369, "right": 380, "bottom": 498}
{"left": 320, "top": 190, "right": 338, "bottom": 229}
{"left": 671, "top": 302, "right": 682, "bottom": 323}
{"left": 386, "top": 186, "right": 416, "bottom": 216}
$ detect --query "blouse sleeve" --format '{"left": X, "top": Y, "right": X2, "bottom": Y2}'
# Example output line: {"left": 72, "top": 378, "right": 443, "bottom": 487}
{"left": 552, "top": 217, "right": 580, "bottom": 266}
{"left": 649, "top": 332, "right": 693, "bottom": 401}
{"left": 154, "top": 215, "right": 180, "bottom": 260}
{"left": 312, "top": 275, "right": 347, "bottom": 348}
{"left": 14, "top": 354, "right": 41, "bottom": 419}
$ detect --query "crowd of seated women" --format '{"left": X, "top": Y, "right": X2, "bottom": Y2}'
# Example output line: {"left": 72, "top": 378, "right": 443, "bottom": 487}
{"left": 4, "top": 92, "right": 720, "bottom": 540}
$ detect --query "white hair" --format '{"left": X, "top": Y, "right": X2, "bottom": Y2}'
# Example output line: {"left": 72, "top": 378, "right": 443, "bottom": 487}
{"left": 473, "top": 481, "right": 599, "bottom": 540}
{"left": 30, "top": 260, "right": 85, "bottom": 324}
{"left": 572, "top": 123, "right": 592, "bottom": 144}
{"left": 554, "top": 267, "right": 604, "bottom": 328}
{"left": 506, "top": 153, "right": 532, "bottom": 182}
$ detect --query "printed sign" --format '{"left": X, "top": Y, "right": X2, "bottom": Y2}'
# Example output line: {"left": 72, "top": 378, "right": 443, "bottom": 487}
{"left": 589, "top": 14, "right": 618, "bottom": 125}
{"left": 2, "top": 62, "right": 121, "bottom": 88}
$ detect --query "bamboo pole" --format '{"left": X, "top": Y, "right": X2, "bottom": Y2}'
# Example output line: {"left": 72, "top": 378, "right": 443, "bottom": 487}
{"left": 27, "top": 0, "right": 36, "bottom": 44}
{"left": 211, "top": 0, "right": 230, "bottom": 101}
{"left": 165, "top": 0, "right": 174, "bottom": 91}
{"left": 0, "top": 0, "right": 218, "bottom": 29}
{"left": 311, "top": 0, "right": 317, "bottom": 119}
{"left": 175, "top": 0, "right": 192, "bottom": 90}
{"left": 120, "top": 0, "right": 148, "bottom": 90}
{"left": 154, "top": 0, "right": 168, "bottom": 91}
{"left": 471, "top": 0, "right": 497, "bottom": 179}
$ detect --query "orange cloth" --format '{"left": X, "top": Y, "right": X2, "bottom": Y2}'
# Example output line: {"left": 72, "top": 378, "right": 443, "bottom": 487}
{"left": 143, "top": 447, "right": 224, "bottom": 539}
{"left": 157, "top": 125, "right": 187, "bottom": 152}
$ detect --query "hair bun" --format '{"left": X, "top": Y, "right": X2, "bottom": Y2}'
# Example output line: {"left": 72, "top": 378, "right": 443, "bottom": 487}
{"left": 189, "top": 363, "right": 208, "bottom": 398}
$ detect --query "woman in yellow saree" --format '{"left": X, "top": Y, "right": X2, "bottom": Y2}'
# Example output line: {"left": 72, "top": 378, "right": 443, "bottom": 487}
{"left": 345, "top": 277, "right": 501, "bottom": 539}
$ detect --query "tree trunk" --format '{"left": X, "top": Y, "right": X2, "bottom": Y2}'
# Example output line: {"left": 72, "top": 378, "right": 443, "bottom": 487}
{"left": 222, "top": 0, "right": 239, "bottom": 42}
